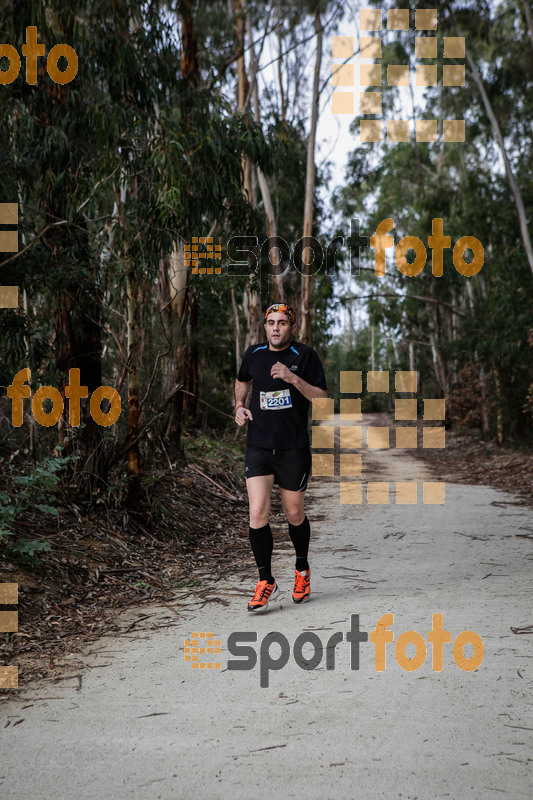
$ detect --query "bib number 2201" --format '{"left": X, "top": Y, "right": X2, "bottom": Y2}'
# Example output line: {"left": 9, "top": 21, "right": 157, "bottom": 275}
{"left": 260, "top": 389, "right": 293, "bottom": 410}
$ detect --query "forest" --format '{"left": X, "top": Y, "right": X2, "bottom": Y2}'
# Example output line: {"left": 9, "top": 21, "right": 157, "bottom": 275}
{"left": 0, "top": 0, "right": 532, "bottom": 678}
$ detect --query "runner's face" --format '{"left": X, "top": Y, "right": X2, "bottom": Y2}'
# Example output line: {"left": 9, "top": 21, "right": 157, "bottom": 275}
{"left": 265, "top": 312, "right": 294, "bottom": 349}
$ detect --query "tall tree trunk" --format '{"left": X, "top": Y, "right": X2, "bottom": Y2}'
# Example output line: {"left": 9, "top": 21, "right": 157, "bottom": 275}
{"left": 391, "top": 336, "right": 401, "bottom": 369}
{"left": 179, "top": 0, "right": 200, "bottom": 87}
{"left": 300, "top": 8, "right": 322, "bottom": 345}
{"left": 114, "top": 164, "right": 142, "bottom": 510}
{"left": 246, "top": 6, "right": 283, "bottom": 301}
{"left": 173, "top": 1, "right": 201, "bottom": 426}
{"left": 176, "top": 296, "right": 200, "bottom": 424}
{"left": 159, "top": 241, "right": 189, "bottom": 441}
{"left": 231, "top": 287, "right": 242, "bottom": 372}
{"left": 41, "top": 8, "right": 104, "bottom": 493}
{"left": 125, "top": 260, "right": 142, "bottom": 509}
{"left": 429, "top": 332, "right": 446, "bottom": 396}
{"left": 235, "top": 0, "right": 262, "bottom": 345}
{"left": 51, "top": 217, "right": 104, "bottom": 494}
{"left": 277, "top": 9, "right": 286, "bottom": 132}
{"left": 465, "top": 41, "right": 533, "bottom": 278}
{"left": 22, "top": 288, "right": 36, "bottom": 462}
{"left": 245, "top": 289, "right": 263, "bottom": 347}
{"left": 177, "top": 284, "right": 199, "bottom": 418}
{"left": 523, "top": 0, "right": 533, "bottom": 50}
{"left": 479, "top": 363, "right": 491, "bottom": 438}
{"left": 492, "top": 364, "right": 504, "bottom": 445}
{"left": 235, "top": 0, "right": 249, "bottom": 110}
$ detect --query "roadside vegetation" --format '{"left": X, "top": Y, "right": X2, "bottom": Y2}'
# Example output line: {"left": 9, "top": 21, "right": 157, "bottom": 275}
{"left": 1, "top": 0, "right": 532, "bottom": 686}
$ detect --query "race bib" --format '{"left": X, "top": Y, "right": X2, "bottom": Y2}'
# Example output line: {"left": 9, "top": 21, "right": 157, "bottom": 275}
{"left": 260, "top": 388, "right": 293, "bottom": 411}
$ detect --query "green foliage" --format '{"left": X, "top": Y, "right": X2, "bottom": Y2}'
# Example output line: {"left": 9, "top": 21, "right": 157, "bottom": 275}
{"left": 0, "top": 453, "right": 73, "bottom": 565}
{"left": 132, "top": 580, "right": 152, "bottom": 592}
{"left": 169, "top": 578, "right": 204, "bottom": 589}
{"left": 333, "top": 0, "right": 533, "bottom": 440}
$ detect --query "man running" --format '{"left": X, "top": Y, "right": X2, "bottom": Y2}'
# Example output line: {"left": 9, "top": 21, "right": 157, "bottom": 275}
{"left": 234, "top": 303, "right": 328, "bottom": 612}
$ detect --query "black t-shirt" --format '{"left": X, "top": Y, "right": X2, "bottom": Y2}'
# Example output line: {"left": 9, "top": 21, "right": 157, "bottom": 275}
{"left": 237, "top": 341, "right": 327, "bottom": 449}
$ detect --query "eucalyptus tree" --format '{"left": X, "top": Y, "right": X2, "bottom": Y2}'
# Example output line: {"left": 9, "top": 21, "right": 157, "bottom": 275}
{"left": 333, "top": 0, "right": 533, "bottom": 439}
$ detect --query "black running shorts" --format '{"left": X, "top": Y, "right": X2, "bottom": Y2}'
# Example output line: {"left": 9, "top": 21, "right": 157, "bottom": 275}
{"left": 244, "top": 446, "right": 312, "bottom": 492}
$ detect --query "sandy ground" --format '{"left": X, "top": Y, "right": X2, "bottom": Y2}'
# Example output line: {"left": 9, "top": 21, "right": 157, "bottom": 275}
{"left": 1, "top": 416, "right": 532, "bottom": 799}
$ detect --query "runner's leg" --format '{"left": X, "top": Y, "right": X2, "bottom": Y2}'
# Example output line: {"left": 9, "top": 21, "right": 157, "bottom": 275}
{"left": 280, "top": 487, "right": 311, "bottom": 602}
{"left": 247, "top": 475, "right": 275, "bottom": 582}
{"left": 280, "top": 488, "right": 310, "bottom": 571}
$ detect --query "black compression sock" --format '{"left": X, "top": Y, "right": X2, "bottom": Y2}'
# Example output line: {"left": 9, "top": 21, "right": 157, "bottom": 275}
{"left": 288, "top": 516, "right": 310, "bottom": 573}
{"left": 249, "top": 524, "right": 274, "bottom": 583}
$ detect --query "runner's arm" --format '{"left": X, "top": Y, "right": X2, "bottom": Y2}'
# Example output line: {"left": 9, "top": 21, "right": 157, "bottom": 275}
{"left": 270, "top": 362, "right": 328, "bottom": 405}
{"left": 234, "top": 379, "right": 253, "bottom": 424}
{"left": 234, "top": 379, "right": 251, "bottom": 410}
{"left": 288, "top": 374, "right": 328, "bottom": 404}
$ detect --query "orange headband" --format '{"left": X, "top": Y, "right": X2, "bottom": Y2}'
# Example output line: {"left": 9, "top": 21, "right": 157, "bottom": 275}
{"left": 264, "top": 304, "right": 296, "bottom": 325}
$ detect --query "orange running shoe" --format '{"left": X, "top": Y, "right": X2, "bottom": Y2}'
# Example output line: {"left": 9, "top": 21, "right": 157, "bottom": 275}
{"left": 247, "top": 579, "right": 280, "bottom": 613}
{"left": 292, "top": 568, "right": 310, "bottom": 604}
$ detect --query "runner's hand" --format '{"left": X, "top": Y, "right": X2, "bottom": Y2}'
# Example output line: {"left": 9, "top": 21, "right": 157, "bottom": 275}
{"left": 270, "top": 362, "right": 292, "bottom": 382}
{"left": 235, "top": 407, "right": 253, "bottom": 426}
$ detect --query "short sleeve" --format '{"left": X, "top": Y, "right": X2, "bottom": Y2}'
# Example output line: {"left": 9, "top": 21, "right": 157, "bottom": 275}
{"left": 237, "top": 348, "right": 252, "bottom": 382}
{"left": 304, "top": 349, "right": 327, "bottom": 390}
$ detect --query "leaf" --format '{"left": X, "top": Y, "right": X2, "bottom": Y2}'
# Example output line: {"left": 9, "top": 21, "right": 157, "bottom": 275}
{"left": 36, "top": 504, "right": 59, "bottom": 516}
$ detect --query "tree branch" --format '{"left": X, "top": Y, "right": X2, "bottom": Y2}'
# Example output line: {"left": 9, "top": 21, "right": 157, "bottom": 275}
{"left": 463, "top": 28, "right": 533, "bottom": 278}
{"left": 342, "top": 293, "right": 467, "bottom": 317}
{"left": 0, "top": 219, "right": 69, "bottom": 271}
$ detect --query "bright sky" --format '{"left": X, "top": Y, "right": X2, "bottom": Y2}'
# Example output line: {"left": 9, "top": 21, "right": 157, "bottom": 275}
{"left": 317, "top": 5, "right": 433, "bottom": 207}
{"left": 258, "top": 3, "right": 442, "bottom": 338}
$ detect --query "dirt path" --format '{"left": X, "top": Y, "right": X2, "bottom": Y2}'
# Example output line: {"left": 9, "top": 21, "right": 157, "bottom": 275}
{"left": 1, "top": 414, "right": 532, "bottom": 799}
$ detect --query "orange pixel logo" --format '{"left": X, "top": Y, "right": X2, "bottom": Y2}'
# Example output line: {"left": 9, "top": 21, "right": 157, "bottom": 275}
{"left": 184, "top": 631, "right": 221, "bottom": 670}
{"left": 0, "top": 203, "right": 19, "bottom": 309}
{"left": 311, "top": 370, "right": 445, "bottom": 504}
{"left": 0, "top": 582, "right": 19, "bottom": 689}
{"left": 332, "top": 7, "right": 465, "bottom": 143}
{"left": 185, "top": 237, "right": 222, "bottom": 275}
